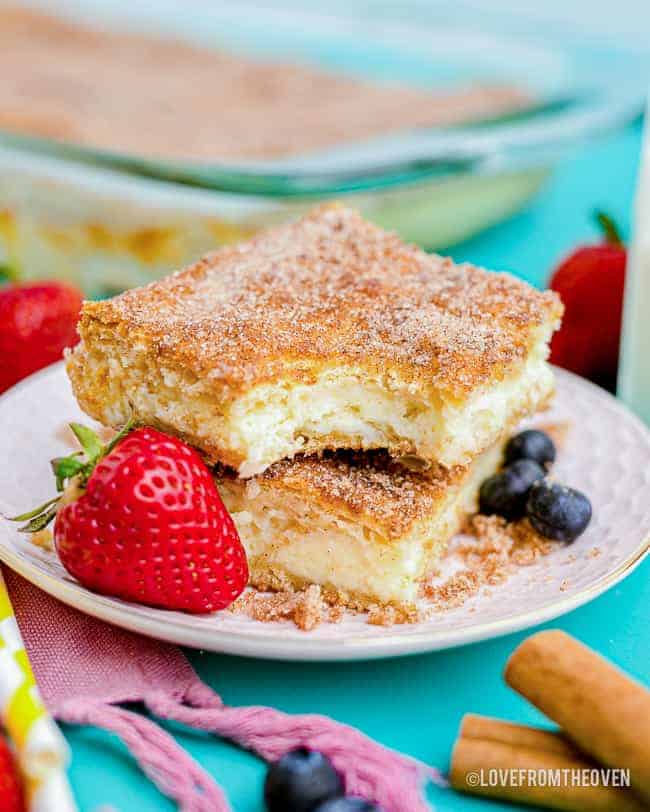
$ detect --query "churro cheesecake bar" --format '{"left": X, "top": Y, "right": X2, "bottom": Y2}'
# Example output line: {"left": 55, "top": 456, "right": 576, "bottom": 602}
{"left": 217, "top": 443, "right": 504, "bottom": 609}
{"left": 67, "top": 205, "right": 562, "bottom": 477}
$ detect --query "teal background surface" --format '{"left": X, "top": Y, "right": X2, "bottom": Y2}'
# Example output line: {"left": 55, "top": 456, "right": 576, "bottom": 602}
{"left": 63, "top": 120, "right": 649, "bottom": 811}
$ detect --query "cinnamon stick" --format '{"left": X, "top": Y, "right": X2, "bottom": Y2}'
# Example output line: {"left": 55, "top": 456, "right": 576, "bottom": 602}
{"left": 505, "top": 630, "right": 650, "bottom": 804}
{"left": 450, "top": 714, "right": 646, "bottom": 811}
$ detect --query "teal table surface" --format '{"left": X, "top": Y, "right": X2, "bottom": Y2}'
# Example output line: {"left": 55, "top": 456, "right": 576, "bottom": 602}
{"left": 63, "top": 120, "right": 649, "bottom": 811}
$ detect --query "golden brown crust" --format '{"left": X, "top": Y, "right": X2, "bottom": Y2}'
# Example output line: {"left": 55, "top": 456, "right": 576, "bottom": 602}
{"left": 78, "top": 205, "right": 562, "bottom": 400}
{"left": 250, "top": 450, "right": 469, "bottom": 539}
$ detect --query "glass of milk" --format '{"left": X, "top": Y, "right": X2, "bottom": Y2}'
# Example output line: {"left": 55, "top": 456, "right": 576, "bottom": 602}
{"left": 618, "top": 105, "right": 650, "bottom": 424}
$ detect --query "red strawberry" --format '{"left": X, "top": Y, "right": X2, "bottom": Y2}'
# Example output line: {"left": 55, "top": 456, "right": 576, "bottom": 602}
{"left": 0, "top": 735, "right": 25, "bottom": 812}
{"left": 549, "top": 211, "right": 626, "bottom": 392}
{"left": 14, "top": 423, "right": 248, "bottom": 613}
{"left": 0, "top": 281, "right": 83, "bottom": 394}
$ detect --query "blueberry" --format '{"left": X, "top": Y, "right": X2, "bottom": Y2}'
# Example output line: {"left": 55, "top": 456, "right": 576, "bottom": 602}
{"left": 479, "top": 459, "right": 545, "bottom": 521}
{"left": 314, "top": 798, "right": 384, "bottom": 812}
{"left": 505, "top": 430, "right": 556, "bottom": 468}
{"left": 264, "top": 748, "right": 344, "bottom": 812}
{"left": 526, "top": 481, "right": 592, "bottom": 542}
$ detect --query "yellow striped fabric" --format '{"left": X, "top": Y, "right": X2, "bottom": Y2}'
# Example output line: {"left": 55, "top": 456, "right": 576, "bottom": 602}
{"left": 0, "top": 570, "right": 77, "bottom": 811}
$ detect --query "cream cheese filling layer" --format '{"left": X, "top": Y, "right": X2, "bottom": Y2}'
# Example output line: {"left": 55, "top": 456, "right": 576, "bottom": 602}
{"left": 229, "top": 350, "right": 552, "bottom": 477}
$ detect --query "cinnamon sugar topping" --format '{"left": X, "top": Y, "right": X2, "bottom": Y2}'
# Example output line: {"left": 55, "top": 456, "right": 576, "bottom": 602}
{"left": 81, "top": 206, "right": 562, "bottom": 398}
{"left": 259, "top": 449, "right": 469, "bottom": 539}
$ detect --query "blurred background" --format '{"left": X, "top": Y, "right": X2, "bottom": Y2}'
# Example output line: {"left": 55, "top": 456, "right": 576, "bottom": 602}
{"left": 0, "top": 0, "right": 647, "bottom": 295}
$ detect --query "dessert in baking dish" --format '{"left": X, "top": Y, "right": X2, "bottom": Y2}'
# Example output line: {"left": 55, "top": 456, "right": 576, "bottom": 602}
{"left": 0, "top": 6, "right": 527, "bottom": 162}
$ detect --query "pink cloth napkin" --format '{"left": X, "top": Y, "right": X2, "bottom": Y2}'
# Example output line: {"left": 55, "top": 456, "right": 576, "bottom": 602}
{"left": 6, "top": 568, "right": 444, "bottom": 811}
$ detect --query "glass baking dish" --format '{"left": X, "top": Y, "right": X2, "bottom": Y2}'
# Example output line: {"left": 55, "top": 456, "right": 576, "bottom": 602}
{"left": 0, "top": 0, "right": 645, "bottom": 295}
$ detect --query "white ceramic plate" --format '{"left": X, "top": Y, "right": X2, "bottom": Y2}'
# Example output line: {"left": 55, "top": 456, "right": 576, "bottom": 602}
{"left": 0, "top": 363, "right": 648, "bottom": 661}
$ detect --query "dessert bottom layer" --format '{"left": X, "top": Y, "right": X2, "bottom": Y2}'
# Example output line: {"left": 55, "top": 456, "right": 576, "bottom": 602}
{"left": 218, "top": 443, "right": 504, "bottom": 609}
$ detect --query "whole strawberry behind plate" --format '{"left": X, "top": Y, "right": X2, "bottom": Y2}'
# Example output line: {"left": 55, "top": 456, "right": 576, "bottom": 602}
{"left": 0, "top": 363, "right": 648, "bottom": 661}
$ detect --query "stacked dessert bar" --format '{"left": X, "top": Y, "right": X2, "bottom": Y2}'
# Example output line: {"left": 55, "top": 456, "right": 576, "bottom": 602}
{"left": 67, "top": 205, "right": 562, "bottom": 611}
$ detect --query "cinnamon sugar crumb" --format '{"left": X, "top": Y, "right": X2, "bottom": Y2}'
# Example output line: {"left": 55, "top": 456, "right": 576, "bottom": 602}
{"left": 367, "top": 605, "right": 398, "bottom": 626}
{"left": 328, "top": 604, "right": 345, "bottom": 624}
{"left": 293, "top": 585, "right": 324, "bottom": 631}
{"left": 422, "top": 515, "right": 558, "bottom": 611}
{"left": 536, "top": 421, "right": 571, "bottom": 451}
{"left": 424, "top": 569, "right": 484, "bottom": 609}
{"left": 367, "top": 603, "right": 419, "bottom": 626}
{"left": 30, "top": 528, "right": 54, "bottom": 551}
{"left": 230, "top": 584, "right": 342, "bottom": 631}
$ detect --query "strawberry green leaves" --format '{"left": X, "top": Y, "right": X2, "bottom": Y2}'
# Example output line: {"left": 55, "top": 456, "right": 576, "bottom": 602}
{"left": 51, "top": 454, "right": 85, "bottom": 492}
{"left": 69, "top": 423, "right": 103, "bottom": 462}
{"left": 0, "top": 263, "right": 19, "bottom": 284}
{"left": 9, "top": 418, "right": 134, "bottom": 532}
{"left": 10, "top": 496, "right": 61, "bottom": 532}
